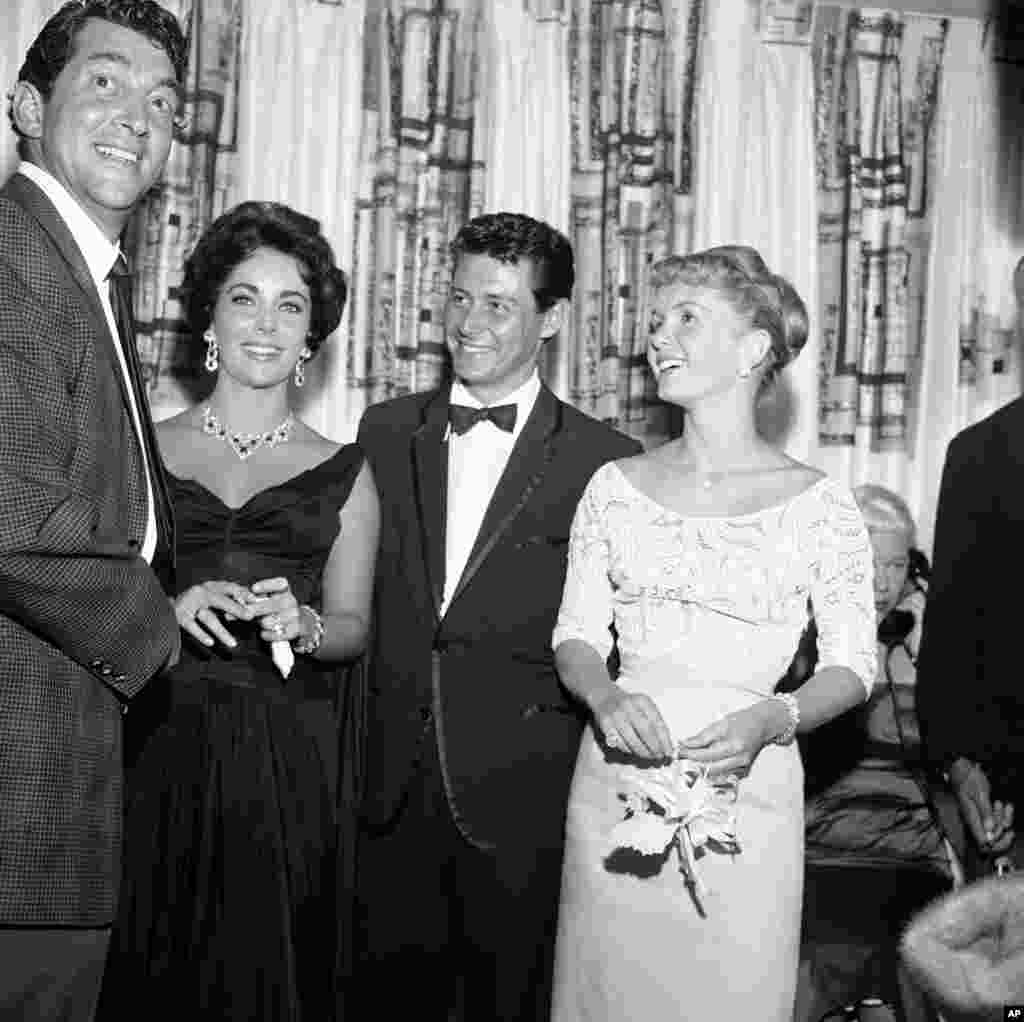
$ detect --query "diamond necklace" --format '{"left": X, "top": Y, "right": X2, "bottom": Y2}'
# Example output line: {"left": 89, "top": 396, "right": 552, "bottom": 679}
{"left": 201, "top": 405, "right": 295, "bottom": 461}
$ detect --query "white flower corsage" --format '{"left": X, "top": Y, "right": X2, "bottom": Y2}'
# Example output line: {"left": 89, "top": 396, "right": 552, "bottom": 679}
{"left": 607, "top": 758, "right": 740, "bottom": 914}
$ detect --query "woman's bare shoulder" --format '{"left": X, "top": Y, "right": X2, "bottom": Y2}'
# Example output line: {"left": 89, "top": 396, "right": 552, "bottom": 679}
{"left": 155, "top": 407, "right": 203, "bottom": 462}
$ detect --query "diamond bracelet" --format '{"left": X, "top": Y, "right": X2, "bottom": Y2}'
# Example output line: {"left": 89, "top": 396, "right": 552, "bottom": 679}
{"left": 293, "top": 605, "right": 324, "bottom": 655}
{"left": 770, "top": 692, "right": 800, "bottom": 747}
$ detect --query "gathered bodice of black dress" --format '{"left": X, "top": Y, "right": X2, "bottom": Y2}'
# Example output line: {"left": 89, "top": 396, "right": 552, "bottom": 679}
{"left": 168, "top": 444, "right": 364, "bottom": 698}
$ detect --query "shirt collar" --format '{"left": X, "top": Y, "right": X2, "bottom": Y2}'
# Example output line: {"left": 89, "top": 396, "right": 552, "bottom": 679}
{"left": 18, "top": 161, "right": 122, "bottom": 287}
{"left": 449, "top": 371, "right": 541, "bottom": 443}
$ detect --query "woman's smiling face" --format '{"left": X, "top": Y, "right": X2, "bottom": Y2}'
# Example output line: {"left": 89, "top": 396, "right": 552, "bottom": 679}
{"left": 210, "top": 246, "right": 312, "bottom": 389}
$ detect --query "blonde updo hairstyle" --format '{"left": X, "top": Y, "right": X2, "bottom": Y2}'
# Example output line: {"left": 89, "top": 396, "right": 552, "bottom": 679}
{"left": 852, "top": 484, "right": 917, "bottom": 546}
{"left": 648, "top": 245, "right": 809, "bottom": 383}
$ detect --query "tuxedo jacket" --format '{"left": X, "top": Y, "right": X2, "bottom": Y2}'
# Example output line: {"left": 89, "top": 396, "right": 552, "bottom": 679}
{"left": 0, "top": 173, "right": 179, "bottom": 925}
{"left": 357, "top": 384, "right": 641, "bottom": 851}
{"left": 917, "top": 396, "right": 1024, "bottom": 798}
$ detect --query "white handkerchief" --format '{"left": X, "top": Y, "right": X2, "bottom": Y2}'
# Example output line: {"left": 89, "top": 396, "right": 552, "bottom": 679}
{"left": 271, "top": 639, "right": 294, "bottom": 678}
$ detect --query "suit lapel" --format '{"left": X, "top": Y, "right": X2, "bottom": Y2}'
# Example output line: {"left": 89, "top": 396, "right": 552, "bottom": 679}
{"left": 4, "top": 173, "right": 176, "bottom": 579}
{"left": 3, "top": 174, "right": 134, "bottom": 416}
{"left": 412, "top": 390, "right": 452, "bottom": 621}
{"left": 447, "top": 385, "right": 560, "bottom": 609}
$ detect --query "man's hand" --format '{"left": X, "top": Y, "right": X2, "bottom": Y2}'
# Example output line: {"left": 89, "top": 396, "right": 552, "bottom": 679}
{"left": 902, "top": 875, "right": 1024, "bottom": 1020}
{"left": 950, "top": 758, "right": 1015, "bottom": 853}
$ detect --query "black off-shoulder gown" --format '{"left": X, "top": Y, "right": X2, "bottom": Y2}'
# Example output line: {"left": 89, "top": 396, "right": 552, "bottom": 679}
{"left": 99, "top": 445, "right": 365, "bottom": 1022}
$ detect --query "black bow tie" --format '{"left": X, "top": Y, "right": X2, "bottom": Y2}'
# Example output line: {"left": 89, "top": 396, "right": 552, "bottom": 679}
{"left": 448, "top": 402, "right": 517, "bottom": 436}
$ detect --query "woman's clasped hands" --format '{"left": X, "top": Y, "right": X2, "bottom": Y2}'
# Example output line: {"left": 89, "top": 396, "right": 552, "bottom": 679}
{"left": 593, "top": 685, "right": 778, "bottom": 780}
{"left": 174, "top": 576, "right": 301, "bottom": 649}
{"left": 677, "top": 702, "right": 778, "bottom": 781}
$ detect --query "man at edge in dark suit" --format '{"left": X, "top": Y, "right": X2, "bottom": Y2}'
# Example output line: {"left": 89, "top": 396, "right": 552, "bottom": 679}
{"left": 0, "top": 2, "right": 184, "bottom": 1017}
{"left": 355, "top": 212, "right": 642, "bottom": 1020}
{"left": 917, "top": 388, "right": 1024, "bottom": 879}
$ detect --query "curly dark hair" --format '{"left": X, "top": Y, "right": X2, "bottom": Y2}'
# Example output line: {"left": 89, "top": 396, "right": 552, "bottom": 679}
{"left": 450, "top": 211, "right": 574, "bottom": 312}
{"left": 17, "top": 1, "right": 188, "bottom": 100}
{"left": 182, "top": 201, "right": 348, "bottom": 357}
{"left": 649, "top": 245, "right": 809, "bottom": 381}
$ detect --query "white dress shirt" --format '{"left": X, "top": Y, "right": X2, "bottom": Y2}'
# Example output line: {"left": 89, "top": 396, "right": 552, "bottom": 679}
{"left": 19, "top": 161, "right": 157, "bottom": 563}
{"left": 442, "top": 371, "right": 541, "bottom": 614}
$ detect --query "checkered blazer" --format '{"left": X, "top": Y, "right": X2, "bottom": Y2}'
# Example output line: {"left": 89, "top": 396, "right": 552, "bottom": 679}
{"left": 0, "top": 173, "right": 180, "bottom": 926}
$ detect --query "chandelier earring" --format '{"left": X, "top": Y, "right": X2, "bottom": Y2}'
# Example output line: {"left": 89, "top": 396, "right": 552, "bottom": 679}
{"left": 204, "top": 328, "right": 219, "bottom": 372}
{"left": 294, "top": 347, "right": 310, "bottom": 388}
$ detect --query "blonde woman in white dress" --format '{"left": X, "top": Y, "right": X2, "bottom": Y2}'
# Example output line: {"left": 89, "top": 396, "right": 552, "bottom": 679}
{"left": 550, "top": 246, "right": 877, "bottom": 1021}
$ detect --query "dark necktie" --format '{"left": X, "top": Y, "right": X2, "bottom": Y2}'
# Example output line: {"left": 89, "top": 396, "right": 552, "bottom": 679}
{"left": 108, "top": 255, "right": 172, "bottom": 582}
{"left": 448, "top": 402, "right": 517, "bottom": 436}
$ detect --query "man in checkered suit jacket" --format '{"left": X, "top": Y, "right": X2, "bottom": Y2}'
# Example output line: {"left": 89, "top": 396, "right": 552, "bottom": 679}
{"left": 0, "top": 3, "right": 186, "bottom": 1017}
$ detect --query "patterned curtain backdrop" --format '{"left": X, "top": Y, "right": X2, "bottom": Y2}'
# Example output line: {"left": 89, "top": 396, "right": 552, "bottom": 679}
{"left": 952, "top": 18, "right": 1024, "bottom": 428}
{"left": 909, "top": 14, "right": 1024, "bottom": 553}
{"left": 483, "top": 0, "right": 571, "bottom": 233}
{"left": 128, "top": 0, "right": 243, "bottom": 421}
{"left": 344, "top": 0, "right": 487, "bottom": 430}
{"left": 691, "top": 0, "right": 820, "bottom": 460}
{"left": 814, "top": 7, "right": 947, "bottom": 492}
{"left": 233, "top": 0, "right": 364, "bottom": 440}
{"left": 564, "top": 0, "right": 698, "bottom": 447}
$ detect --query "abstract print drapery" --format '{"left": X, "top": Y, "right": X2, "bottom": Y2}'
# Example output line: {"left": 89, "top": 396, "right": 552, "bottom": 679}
{"left": 4, "top": 0, "right": 1023, "bottom": 528}
{"left": 691, "top": 0, "right": 818, "bottom": 461}
{"left": 129, "top": 0, "right": 243, "bottom": 421}
{"left": 343, "top": 0, "right": 691, "bottom": 447}
{"left": 814, "top": 8, "right": 947, "bottom": 503}
{"left": 132, "top": 0, "right": 364, "bottom": 426}
{"left": 564, "top": 0, "right": 699, "bottom": 447}
{"left": 912, "top": 15, "right": 1024, "bottom": 551}
{"left": 232, "top": 0, "right": 364, "bottom": 438}
{"left": 344, "top": 0, "right": 487, "bottom": 428}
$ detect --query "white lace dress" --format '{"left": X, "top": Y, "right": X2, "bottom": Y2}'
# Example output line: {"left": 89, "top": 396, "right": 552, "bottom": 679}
{"left": 550, "top": 463, "right": 875, "bottom": 1022}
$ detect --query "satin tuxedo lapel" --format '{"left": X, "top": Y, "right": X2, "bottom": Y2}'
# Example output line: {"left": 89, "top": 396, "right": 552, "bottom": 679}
{"left": 3, "top": 175, "right": 133, "bottom": 415}
{"left": 447, "top": 385, "right": 560, "bottom": 611}
{"left": 412, "top": 390, "right": 451, "bottom": 620}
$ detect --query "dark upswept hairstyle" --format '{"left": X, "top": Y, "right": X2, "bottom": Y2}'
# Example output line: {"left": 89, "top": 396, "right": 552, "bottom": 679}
{"left": 182, "top": 201, "right": 348, "bottom": 357}
{"left": 649, "top": 245, "right": 809, "bottom": 380}
{"left": 449, "top": 211, "right": 574, "bottom": 312}
{"left": 17, "top": 0, "right": 188, "bottom": 99}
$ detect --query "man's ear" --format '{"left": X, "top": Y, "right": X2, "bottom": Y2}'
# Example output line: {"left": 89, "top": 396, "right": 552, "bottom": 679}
{"left": 539, "top": 297, "right": 568, "bottom": 340}
{"left": 10, "top": 81, "right": 45, "bottom": 140}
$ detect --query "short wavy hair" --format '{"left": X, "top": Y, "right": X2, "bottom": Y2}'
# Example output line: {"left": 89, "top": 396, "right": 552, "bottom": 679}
{"left": 17, "top": 0, "right": 188, "bottom": 99}
{"left": 182, "top": 201, "right": 348, "bottom": 357}
{"left": 450, "top": 211, "right": 574, "bottom": 312}
{"left": 648, "top": 245, "right": 809, "bottom": 381}
{"left": 853, "top": 483, "right": 917, "bottom": 546}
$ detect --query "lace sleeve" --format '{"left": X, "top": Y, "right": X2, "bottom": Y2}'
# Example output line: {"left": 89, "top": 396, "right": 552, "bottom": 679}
{"left": 552, "top": 468, "right": 616, "bottom": 660}
{"left": 807, "top": 481, "right": 877, "bottom": 699}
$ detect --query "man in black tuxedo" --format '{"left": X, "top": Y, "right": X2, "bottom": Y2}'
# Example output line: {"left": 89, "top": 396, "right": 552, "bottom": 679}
{"left": 0, "top": 3, "right": 184, "bottom": 1017}
{"left": 356, "top": 212, "right": 641, "bottom": 1020}
{"left": 917, "top": 393, "right": 1024, "bottom": 877}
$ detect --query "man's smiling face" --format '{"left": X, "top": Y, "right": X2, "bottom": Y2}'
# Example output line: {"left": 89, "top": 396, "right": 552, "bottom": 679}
{"left": 28, "top": 17, "right": 180, "bottom": 238}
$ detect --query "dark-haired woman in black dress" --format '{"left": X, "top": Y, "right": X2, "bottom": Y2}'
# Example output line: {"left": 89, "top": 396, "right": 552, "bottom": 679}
{"left": 99, "top": 202, "right": 378, "bottom": 1021}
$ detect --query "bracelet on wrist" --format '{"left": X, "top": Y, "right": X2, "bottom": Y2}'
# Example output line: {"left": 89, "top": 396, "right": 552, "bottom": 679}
{"left": 292, "top": 605, "right": 324, "bottom": 655}
{"left": 769, "top": 692, "right": 800, "bottom": 747}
